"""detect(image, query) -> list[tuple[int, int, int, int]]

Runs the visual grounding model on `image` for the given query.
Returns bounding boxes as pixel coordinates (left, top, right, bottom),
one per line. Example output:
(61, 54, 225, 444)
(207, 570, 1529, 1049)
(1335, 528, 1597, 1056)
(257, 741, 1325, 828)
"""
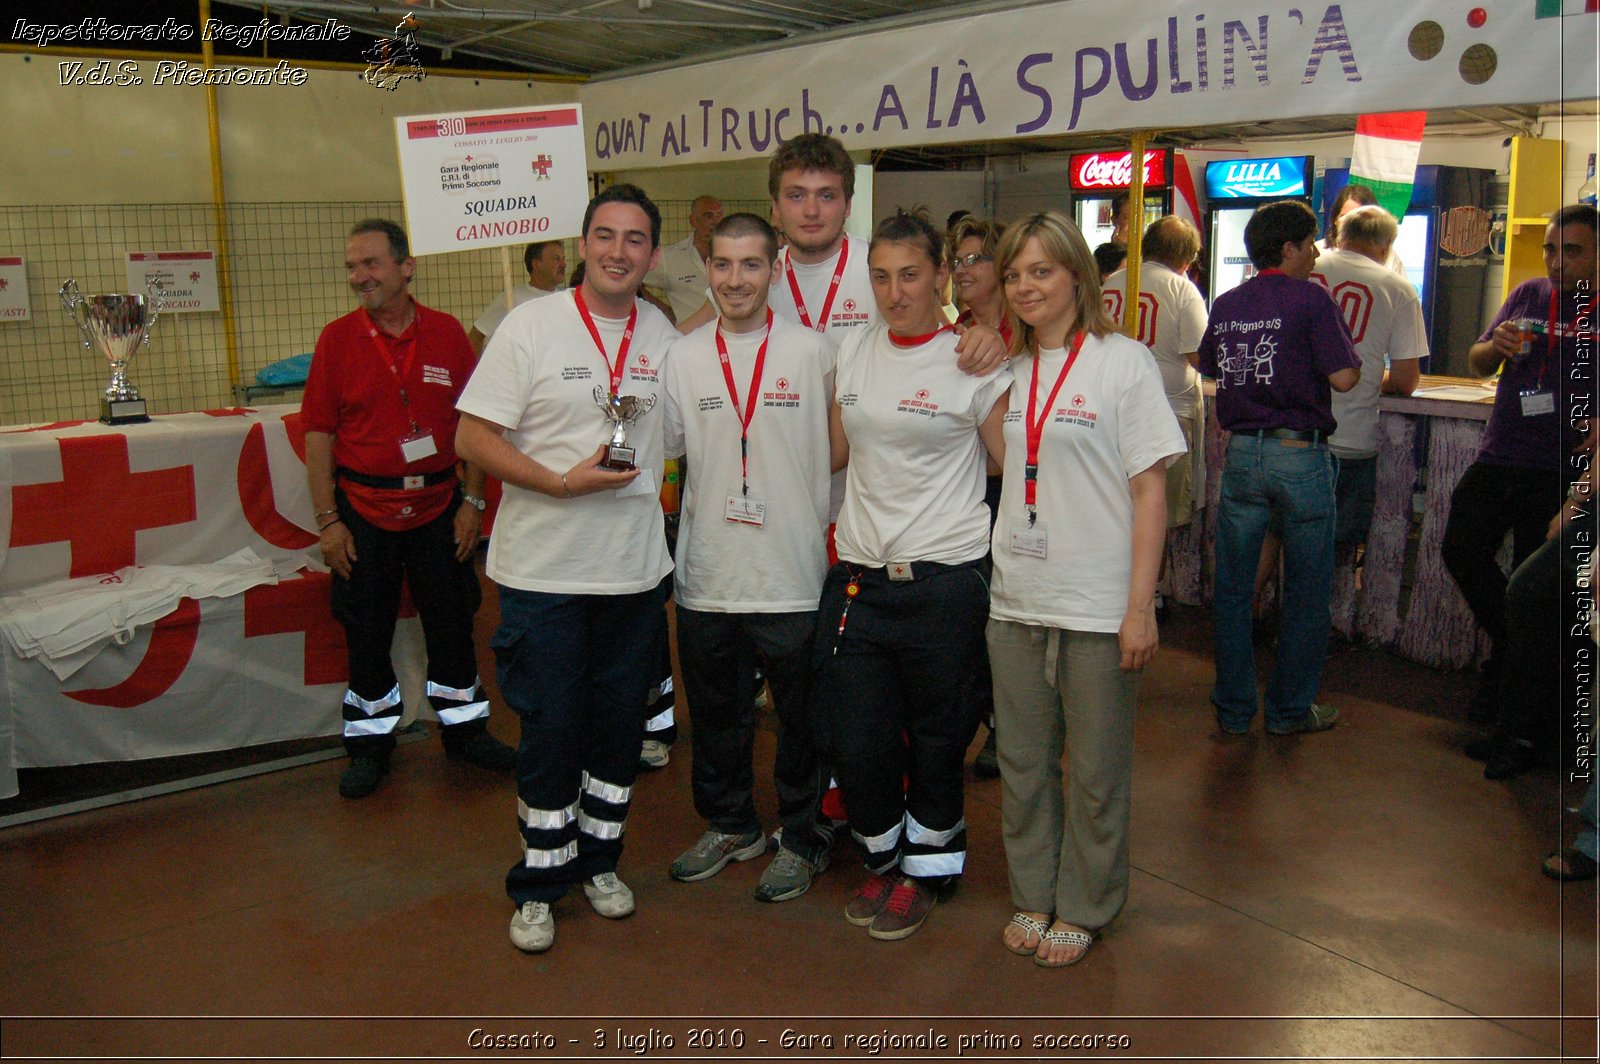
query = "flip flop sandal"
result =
(1005, 912, 1050, 955)
(1034, 926, 1096, 968)
(1542, 848, 1598, 882)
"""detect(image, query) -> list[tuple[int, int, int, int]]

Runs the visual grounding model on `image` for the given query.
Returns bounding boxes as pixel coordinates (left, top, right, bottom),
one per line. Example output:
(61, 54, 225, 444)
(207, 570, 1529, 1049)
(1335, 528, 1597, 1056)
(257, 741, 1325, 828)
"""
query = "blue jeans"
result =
(1212, 435, 1336, 731)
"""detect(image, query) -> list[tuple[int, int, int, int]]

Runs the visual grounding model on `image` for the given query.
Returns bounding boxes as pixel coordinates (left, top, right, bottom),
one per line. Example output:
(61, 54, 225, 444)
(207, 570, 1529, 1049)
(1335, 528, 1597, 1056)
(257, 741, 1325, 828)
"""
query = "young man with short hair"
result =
(662, 213, 838, 902)
(456, 185, 679, 955)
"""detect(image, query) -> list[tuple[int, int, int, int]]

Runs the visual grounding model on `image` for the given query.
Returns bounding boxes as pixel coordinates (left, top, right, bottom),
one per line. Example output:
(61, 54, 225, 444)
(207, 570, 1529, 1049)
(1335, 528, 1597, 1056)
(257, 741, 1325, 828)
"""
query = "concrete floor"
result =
(1, 597, 1595, 1061)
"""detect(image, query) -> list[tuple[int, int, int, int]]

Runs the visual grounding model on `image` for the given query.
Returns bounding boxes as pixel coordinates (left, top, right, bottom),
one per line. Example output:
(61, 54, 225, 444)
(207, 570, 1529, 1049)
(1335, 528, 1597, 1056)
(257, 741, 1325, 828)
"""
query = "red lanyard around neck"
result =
(1023, 330, 1087, 521)
(364, 307, 419, 428)
(714, 309, 773, 496)
(574, 287, 637, 396)
(784, 240, 848, 332)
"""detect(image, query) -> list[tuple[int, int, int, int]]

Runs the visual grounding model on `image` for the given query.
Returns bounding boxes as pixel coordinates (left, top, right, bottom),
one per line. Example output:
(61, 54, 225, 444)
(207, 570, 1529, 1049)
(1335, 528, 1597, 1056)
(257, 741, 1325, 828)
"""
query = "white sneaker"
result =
(509, 900, 554, 952)
(583, 872, 635, 918)
(639, 739, 670, 768)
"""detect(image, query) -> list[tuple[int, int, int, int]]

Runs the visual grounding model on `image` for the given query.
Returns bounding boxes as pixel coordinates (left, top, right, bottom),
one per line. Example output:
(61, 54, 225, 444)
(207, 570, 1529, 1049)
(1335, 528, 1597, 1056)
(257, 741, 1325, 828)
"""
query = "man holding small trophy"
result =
(455, 184, 680, 955)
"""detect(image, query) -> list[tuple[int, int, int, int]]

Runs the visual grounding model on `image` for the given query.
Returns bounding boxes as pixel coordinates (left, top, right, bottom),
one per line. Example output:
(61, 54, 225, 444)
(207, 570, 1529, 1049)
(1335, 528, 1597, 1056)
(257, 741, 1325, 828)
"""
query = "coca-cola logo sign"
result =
(1071, 151, 1168, 191)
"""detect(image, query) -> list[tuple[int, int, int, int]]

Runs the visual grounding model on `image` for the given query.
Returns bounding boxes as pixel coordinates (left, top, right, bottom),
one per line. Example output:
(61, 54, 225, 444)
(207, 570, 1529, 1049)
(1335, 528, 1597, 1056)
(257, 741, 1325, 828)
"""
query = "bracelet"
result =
(314, 508, 338, 518)
(318, 517, 344, 532)
(561, 472, 573, 498)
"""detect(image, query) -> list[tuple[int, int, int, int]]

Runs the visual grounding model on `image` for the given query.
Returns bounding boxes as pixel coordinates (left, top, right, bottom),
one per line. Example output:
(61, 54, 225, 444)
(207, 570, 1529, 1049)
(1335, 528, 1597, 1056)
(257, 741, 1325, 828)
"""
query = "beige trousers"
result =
(986, 618, 1140, 931)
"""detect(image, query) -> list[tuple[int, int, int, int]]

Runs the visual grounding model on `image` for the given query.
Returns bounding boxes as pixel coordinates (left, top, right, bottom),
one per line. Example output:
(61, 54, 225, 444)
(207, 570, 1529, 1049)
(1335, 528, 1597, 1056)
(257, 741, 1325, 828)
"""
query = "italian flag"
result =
(1535, 0, 1598, 17)
(1350, 112, 1426, 219)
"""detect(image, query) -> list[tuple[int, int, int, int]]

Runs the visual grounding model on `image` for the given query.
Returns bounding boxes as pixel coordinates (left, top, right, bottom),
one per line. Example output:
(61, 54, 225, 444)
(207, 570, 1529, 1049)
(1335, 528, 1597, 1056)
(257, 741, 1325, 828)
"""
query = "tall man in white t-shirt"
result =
(467, 240, 566, 354)
(1311, 205, 1425, 550)
(456, 185, 679, 955)
(661, 213, 839, 902)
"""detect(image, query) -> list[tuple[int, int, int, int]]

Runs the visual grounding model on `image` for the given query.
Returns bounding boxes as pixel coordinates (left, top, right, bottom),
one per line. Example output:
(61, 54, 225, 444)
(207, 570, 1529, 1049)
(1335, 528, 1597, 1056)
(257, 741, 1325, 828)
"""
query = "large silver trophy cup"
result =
(593, 386, 656, 470)
(60, 279, 164, 424)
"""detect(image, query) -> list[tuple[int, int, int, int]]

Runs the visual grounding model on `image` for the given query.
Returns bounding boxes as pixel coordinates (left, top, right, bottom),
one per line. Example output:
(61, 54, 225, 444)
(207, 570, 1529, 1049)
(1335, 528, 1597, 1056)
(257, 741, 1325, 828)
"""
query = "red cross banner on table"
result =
(0, 406, 427, 799)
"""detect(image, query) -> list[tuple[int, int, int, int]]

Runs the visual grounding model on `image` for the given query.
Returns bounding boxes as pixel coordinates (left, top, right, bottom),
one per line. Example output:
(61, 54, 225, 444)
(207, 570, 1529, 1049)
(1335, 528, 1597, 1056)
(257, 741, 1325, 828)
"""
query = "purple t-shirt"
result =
(1476, 277, 1593, 470)
(1198, 273, 1360, 433)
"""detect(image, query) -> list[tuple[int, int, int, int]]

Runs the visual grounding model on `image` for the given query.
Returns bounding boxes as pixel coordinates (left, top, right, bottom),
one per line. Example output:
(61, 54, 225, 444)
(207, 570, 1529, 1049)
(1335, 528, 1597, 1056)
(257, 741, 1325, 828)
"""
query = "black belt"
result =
(845, 557, 985, 583)
(1243, 428, 1324, 444)
(336, 466, 457, 490)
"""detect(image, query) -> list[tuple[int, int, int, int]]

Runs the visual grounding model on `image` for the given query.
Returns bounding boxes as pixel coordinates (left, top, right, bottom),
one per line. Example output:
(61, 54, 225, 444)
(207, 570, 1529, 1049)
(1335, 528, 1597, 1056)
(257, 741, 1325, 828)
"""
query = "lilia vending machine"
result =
(1204, 155, 1315, 307)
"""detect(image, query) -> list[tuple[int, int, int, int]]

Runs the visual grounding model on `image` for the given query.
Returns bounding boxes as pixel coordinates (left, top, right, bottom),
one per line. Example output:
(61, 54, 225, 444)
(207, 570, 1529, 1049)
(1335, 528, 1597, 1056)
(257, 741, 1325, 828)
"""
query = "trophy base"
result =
(602, 444, 637, 471)
(101, 397, 151, 424)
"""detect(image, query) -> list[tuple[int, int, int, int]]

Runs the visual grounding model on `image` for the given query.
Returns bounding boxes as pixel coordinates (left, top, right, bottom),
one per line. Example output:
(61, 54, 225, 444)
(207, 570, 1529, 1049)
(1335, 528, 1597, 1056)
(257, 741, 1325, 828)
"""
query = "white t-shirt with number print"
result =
(457, 289, 677, 595)
(832, 325, 1012, 568)
(989, 331, 1186, 633)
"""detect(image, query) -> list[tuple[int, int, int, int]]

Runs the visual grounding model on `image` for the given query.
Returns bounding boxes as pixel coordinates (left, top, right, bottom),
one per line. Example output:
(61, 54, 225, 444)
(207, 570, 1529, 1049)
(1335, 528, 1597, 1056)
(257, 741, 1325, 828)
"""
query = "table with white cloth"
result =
(0, 405, 425, 800)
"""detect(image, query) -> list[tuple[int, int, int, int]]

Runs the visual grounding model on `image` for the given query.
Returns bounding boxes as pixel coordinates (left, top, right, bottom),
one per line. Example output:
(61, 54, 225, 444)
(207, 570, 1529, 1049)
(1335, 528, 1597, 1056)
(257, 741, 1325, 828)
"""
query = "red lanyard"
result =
(714, 309, 773, 496)
(784, 241, 849, 332)
(1023, 331, 1087, 521)
(573, 287, 636, 397)
(364, 308, 420, 430)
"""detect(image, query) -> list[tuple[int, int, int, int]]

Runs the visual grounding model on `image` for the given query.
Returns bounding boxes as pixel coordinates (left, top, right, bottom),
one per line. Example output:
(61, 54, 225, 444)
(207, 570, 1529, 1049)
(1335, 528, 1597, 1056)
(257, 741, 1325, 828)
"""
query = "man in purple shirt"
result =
(1198, 200, 1361, 737)
(1445, 204, 1598, 750)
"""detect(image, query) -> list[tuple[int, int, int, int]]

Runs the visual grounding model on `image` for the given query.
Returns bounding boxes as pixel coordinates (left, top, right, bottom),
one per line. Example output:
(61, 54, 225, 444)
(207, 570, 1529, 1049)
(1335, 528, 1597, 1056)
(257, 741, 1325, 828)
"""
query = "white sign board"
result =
(125, 251, 220, 313)
(0, 257, 30, 321)
(579, 0, 1595, 170)
(394, 104, 590, 257)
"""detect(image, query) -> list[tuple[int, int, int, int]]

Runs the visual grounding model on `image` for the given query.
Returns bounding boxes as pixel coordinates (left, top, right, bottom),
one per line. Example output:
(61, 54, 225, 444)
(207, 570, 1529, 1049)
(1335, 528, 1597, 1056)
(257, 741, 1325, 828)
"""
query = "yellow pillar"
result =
(1122, 133, 1148, 340)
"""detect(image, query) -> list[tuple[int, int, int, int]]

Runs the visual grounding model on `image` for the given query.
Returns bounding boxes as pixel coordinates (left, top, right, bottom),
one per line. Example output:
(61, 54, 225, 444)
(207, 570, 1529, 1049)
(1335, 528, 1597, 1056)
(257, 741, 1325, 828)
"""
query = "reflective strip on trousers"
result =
(852, 819, 903, 856)
(426, 678, 481, 704)
(344, 684, 402, 716)
(901, 850, 965, 877)
(343, 715, 400, 737)
(578, 810, 625, 840)
(518, 798, 577, 831)
(905, 812, 966, 849)
(524, 839, 578, 869)
(435, 699, 490, 725)
(581, 770, 632, 805)
(644, 704, 675, 732)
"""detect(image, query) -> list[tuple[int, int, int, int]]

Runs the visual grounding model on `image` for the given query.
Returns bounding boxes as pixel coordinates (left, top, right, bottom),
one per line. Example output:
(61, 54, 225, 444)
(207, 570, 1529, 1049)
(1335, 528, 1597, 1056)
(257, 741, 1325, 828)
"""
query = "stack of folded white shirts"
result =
(0, 547, 280, 680)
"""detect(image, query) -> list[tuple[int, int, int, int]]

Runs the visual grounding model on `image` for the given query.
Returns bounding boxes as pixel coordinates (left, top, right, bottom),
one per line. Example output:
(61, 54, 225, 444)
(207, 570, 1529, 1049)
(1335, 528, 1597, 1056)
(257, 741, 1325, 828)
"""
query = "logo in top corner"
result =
(361, 14, 426, 90)
(531, 154, 553, 180)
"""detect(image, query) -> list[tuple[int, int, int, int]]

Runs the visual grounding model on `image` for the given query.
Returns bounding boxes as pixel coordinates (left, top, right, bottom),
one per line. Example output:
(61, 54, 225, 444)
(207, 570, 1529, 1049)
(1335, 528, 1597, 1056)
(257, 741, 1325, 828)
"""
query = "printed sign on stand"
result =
(0, 257, 31, 321)
(394, 104, 589, 257)
(125, 251, 221, 312)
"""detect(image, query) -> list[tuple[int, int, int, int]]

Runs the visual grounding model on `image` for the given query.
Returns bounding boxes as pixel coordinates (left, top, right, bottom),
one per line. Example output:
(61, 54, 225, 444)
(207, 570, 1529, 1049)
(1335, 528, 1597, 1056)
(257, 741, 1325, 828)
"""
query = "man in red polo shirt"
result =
(303, 218, 514, 798)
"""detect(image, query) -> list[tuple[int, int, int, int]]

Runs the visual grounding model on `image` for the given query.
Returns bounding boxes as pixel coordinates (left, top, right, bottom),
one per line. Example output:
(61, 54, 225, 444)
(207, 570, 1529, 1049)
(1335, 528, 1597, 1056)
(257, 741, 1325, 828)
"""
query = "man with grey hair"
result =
(645, 194, 724, 322)
(302, 217, 513, 799)
(1312, 204, 1425, 551)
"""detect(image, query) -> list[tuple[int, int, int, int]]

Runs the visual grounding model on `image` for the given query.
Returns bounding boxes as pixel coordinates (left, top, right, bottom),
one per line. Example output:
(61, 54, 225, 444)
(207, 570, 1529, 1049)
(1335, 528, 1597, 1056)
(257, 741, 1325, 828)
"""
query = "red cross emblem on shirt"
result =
(776, 378, 789, 391)
(10, 434, 196, 577)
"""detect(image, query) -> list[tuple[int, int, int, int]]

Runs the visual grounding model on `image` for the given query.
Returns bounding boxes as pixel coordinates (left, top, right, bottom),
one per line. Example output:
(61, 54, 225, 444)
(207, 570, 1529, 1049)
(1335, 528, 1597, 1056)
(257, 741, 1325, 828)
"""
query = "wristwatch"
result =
(462, 493, 487, 511)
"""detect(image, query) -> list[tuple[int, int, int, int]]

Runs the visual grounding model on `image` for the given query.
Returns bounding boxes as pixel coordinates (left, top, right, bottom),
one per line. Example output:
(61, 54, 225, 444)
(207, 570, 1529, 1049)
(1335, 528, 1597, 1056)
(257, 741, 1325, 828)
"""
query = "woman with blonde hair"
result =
(986, 210, 1184, 966)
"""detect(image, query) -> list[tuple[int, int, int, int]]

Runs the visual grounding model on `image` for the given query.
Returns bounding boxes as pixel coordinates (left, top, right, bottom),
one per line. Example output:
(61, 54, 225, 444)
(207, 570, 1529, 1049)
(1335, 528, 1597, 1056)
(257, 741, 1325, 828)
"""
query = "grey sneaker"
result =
(639, 739, 670, 769)
(509, 901, 554, 952)
(754, 846, 829, 903)
(1267, 703, 1339, 735)
(582, 872, 635, 918)
(669, 829, 766, 882)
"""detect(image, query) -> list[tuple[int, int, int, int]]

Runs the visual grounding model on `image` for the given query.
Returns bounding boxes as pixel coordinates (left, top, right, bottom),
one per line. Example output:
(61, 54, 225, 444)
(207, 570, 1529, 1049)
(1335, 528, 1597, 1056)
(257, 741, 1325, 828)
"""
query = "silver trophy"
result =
(60, 279, 164, 424)
(593, 386, 656, 470)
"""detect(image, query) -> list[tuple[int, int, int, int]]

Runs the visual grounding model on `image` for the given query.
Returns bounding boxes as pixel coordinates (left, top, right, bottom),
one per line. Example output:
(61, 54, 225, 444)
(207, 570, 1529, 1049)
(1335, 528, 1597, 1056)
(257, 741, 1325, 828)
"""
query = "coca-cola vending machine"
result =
(1069, 149, 1174, 249)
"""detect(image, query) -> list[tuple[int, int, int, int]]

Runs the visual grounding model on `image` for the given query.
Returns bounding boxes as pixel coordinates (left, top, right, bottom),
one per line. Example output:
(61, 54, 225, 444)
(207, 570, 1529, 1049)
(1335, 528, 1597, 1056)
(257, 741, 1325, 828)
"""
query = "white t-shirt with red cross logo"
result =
(1102, 261, 1207, 421)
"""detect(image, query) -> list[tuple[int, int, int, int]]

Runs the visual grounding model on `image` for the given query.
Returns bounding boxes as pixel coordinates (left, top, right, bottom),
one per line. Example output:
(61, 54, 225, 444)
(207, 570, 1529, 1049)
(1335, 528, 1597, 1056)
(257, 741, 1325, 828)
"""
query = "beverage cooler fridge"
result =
(1204, 155, 1315, 307)
(1070, 149, 1174, 248)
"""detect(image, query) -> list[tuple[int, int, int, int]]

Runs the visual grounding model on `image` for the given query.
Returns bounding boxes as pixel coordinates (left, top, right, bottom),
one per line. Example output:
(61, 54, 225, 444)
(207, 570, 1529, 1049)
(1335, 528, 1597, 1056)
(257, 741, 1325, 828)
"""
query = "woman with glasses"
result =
(948, 217, 1010, 345)
(816, 211, 1011, 941)
(987, 210, 1184, 967)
